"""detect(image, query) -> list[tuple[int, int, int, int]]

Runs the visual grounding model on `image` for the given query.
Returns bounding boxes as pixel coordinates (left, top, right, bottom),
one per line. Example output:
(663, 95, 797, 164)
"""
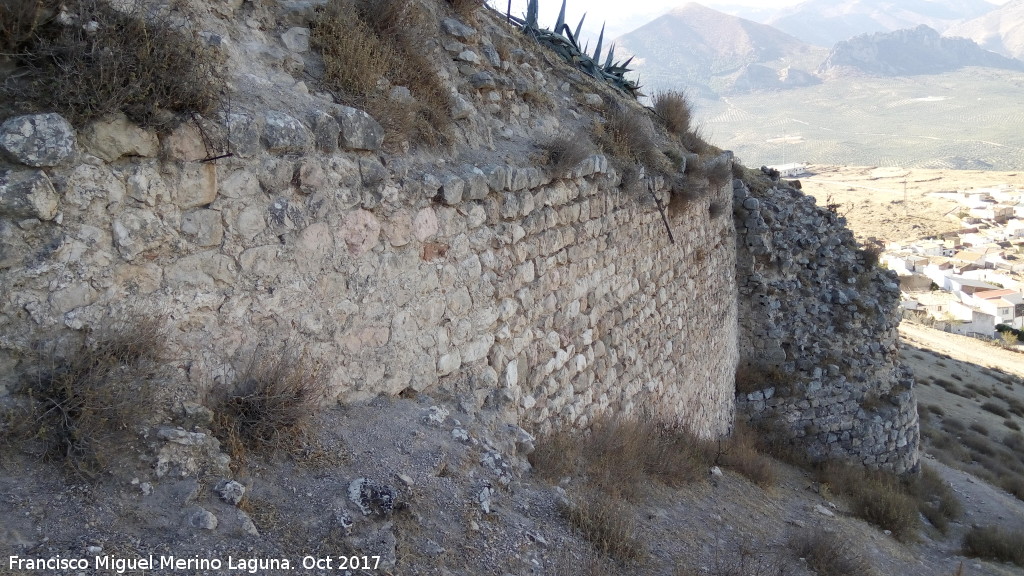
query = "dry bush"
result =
(312, 0, 393, 98)
(10, 316, 166, 476)
(704, 540, 791, 576)
(446, 0, 481, 18)
(788, 530, 874, 576)
(0, 0, 59, 54)
(680, 124, 715, 156)
(559, 493, 644, 562)
(652, 90, 692, 137)
(530, 416, 713, 499)
(819, 462, 920, 541)
(211, 347, 328, 462)
(859, 245, 882, 268)
(702, 154, 733, 189)
(3, 0, 223, 128)
(962, 526, 1024, 566)
(595, 104, 672, 176)
(981, 401, 1009, 418)
(734, 363, 790, 395)
(528, 426, 581, 483)
(668, 174, 706, 217)
(541, 135, 594, 176)
(908, 464, 962, 534)
(718, 423, 777, 488)
(312, 0, 452, 148)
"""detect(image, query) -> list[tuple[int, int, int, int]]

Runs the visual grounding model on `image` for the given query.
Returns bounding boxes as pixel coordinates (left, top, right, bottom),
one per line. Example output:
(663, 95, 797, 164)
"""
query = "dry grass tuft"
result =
(3, 0, 223, 128)
(735, 363, 791, 396)
(595, 104, 672, 176)
(819, 462, 920, 541)
(0, 0, 59, 54)
(705, 154, 734, 188)
(962, 526, 1024, 566)
(560, 492, 645, 563)
(530, 417, 714, 501)
(541, 135, 594, 176)
(668, 174, 706, 217)
(908, 464, 963, 534)
(718, 423, 778, 488)
(446, 0, 482, 18)
(788, 530, 875, 576)
(312, 0, 452, 148)
(703, 540, 791, 576)
(211, 347, 328, 464)
(8, 316, 167, 476)
(652, 90, 693, 138)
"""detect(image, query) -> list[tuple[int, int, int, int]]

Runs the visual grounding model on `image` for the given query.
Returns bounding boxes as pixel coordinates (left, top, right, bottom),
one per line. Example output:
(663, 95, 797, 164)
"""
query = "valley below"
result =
(698, 67, 1024, 172)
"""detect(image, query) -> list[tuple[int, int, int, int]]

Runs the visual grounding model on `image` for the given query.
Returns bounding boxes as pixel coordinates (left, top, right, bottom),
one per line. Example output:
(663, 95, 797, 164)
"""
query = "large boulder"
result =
(336, 107, 384, 151)
(0, 113, 76, 167)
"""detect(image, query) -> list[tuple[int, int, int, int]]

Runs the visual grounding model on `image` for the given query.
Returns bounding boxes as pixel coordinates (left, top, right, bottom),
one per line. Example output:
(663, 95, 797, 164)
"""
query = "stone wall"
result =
(0, 109, 739, 438)
(732, 178, 919, 472)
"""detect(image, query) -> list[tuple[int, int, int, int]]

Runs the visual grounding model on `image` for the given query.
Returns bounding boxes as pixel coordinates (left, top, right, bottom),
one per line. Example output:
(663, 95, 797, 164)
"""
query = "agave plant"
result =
(500, 0, 641, 97)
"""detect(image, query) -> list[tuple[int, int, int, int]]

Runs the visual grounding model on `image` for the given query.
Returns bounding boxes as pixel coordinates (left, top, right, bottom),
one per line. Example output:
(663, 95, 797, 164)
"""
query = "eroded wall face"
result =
(733, 179, 920, 473)
(0, 113, 738, 438)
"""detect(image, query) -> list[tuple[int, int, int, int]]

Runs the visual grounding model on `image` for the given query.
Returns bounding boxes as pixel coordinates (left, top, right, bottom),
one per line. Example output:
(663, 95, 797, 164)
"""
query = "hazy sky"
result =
(490, 0, 1011, 40)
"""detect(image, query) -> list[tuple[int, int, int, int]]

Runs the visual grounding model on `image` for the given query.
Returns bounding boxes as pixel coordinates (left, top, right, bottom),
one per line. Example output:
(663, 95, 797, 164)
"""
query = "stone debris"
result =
(478, 485, 495, 514)
(215, 479, 246, 506)
(348, 478, 398, 516)
(187, 507, 218, 530)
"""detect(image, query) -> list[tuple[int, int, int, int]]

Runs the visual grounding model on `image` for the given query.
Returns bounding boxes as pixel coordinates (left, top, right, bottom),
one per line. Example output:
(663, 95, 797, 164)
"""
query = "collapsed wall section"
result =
(733, 178, 919, 472)
(0, 111, 738, 438)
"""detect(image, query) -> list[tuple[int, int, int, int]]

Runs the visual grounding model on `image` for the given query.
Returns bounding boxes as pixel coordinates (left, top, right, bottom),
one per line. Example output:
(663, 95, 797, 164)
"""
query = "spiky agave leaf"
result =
(573, 13, 586, 47)
(603, 43, 616, 70)
(525, 0, 538, 29)
(555, 0, 566, 35)
(591, 23, 605, 65)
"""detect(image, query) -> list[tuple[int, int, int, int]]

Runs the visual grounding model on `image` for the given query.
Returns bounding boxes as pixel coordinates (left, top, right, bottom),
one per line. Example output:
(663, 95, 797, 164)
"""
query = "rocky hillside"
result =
(818, 24, 1024, 76)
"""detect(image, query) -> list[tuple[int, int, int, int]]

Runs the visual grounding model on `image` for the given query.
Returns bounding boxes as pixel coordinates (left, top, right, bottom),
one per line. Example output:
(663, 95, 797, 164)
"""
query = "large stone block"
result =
(171, 164, 218, 209)
(0, 171, 59, 221)
(263, 111, 312, 154)
(0, 113, 76, 167)
(80, 114, 159, 162)
(336, 106, 384, 151)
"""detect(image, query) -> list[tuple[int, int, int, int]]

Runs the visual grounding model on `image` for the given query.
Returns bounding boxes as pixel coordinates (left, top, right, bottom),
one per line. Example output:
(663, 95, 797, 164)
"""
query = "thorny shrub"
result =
(2, 0, 223, 128)
(312, 0, 452, 148)
(652, 90, 692, 138)
(5, 316, 167, 477)
(541, 135, 594, 176)
(210, 347, 328, 464)
(787, 529, 875, 576)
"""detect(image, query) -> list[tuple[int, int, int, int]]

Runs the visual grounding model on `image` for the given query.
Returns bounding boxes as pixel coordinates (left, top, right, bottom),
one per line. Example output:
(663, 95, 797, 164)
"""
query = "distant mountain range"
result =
(614, 1, 1024, 96)
(946, 0, 1024, 59)
(819, 24, 1024, 75)
(763, 0, 997, 47)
